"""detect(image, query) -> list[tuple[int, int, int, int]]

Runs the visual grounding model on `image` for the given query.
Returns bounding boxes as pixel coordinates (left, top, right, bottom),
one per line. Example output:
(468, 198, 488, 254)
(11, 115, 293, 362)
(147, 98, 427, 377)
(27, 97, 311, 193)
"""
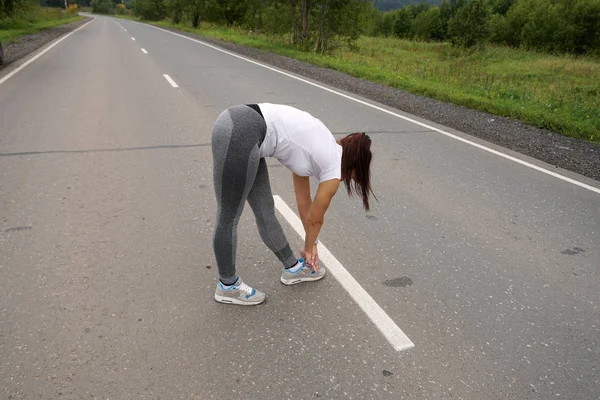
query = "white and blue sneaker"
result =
(280, 258, 327, 286)
(214, 278, 266, 306)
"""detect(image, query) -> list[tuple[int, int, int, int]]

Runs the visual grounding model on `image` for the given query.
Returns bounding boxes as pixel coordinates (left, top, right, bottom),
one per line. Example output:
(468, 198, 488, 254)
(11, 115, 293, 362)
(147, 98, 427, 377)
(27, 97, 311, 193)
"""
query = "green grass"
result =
(113, 16, 600, 143)
(0, 8, 83, 44)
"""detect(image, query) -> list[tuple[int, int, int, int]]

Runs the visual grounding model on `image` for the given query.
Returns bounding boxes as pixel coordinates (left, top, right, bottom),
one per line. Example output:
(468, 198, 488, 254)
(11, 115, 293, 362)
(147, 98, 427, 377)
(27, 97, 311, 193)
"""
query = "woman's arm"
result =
(293, 173, 340, 268)
(293, 173, 312, 233)
(303, 179, 339, 251)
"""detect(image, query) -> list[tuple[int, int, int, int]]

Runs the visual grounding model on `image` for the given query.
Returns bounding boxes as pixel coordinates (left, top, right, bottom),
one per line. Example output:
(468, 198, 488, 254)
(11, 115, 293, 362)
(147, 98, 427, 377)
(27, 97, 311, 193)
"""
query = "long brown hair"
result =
(339, 132, 376, 211)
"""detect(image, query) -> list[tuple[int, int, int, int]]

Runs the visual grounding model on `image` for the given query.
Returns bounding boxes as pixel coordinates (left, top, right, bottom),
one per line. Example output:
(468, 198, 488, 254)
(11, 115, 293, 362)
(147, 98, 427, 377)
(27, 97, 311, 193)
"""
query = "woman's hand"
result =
(311, 243, 319, 271)
(301, 245, 319, 272)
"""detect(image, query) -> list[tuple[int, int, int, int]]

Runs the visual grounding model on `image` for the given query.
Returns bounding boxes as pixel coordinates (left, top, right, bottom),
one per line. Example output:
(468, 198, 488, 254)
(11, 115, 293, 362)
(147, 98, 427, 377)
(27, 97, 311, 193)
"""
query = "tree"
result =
(520, 2, 568, 52)
(91, 0, 115, 13)
(375, 0, 441, 11)
(314, 0, 330, 51)
(406, 2, 431, 17)
(489, 13, 510, 44)
(448, 0, 490, 46)
(167, 0, 185, 23)
(260, 0, 293, 34)
(1, 0, 26, 18)
(133, 0, 165, 20)
(184, 0, 204, 27)
(393, 8, 413, 37)
(300, 0, 312, 41)
(571, 0, 600, 54)
(411, 6, 444, 40)
(380, 10, 396, 36)
(504, 0, 535, 46)
(438, 0, 452, 39)
(490, 0, 515, 15)
(517, 0, 600, 54)
(217, 0, 248, 25)
(367, 3, 383, 35)
(313, 0, 370, 53)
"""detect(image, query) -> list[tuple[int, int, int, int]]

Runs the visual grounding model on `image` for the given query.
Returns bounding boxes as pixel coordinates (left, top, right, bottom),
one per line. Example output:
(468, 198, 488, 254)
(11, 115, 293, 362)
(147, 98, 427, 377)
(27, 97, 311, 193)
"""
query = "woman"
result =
(212, 103, 374, 306)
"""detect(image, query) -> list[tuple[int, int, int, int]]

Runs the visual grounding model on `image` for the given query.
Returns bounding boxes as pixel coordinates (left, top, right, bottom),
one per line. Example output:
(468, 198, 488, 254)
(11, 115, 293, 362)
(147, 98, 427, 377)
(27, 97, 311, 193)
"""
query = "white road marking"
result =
(141, 48, 148, 54)
(131, 37, 136, 41)
(163, 74, 179, 88)
(124, 28, 127, 32)
(0, 19, 95, 86)
(136, 20, 600, 195)
(273, 195, 415, 352)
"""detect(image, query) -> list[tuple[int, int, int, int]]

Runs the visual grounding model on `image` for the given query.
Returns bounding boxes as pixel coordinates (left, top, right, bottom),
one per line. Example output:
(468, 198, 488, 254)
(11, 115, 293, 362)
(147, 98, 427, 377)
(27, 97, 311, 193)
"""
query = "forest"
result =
(83, 0, 600, 55)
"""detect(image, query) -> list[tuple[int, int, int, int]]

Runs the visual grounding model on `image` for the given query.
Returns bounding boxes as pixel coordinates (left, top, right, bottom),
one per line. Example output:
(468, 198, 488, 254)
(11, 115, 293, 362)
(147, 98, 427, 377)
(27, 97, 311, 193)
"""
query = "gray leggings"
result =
(211, 105, 297, 283)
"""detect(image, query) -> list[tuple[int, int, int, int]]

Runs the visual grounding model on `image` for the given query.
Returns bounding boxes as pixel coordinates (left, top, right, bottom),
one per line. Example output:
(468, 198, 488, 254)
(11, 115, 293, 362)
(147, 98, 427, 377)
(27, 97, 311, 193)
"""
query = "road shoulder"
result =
(0, 17, 92, 71)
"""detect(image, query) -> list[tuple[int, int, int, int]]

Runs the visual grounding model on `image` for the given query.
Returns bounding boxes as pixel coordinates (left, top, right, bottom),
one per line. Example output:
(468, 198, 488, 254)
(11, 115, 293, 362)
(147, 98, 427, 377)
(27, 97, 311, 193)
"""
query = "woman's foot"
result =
(280, 259, 327, 286)
(214, 278, 266, 305)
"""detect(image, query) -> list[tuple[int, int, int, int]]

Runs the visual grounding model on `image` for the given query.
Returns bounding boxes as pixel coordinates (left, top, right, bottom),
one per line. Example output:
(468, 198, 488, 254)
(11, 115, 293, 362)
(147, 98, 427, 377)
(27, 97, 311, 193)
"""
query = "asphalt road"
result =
(1, 15, 599, 400)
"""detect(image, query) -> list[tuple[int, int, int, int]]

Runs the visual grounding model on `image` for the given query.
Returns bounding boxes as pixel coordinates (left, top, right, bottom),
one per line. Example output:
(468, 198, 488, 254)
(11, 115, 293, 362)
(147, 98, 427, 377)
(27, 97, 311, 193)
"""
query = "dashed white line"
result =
(131, 37, 136, 41)
(273, 195, 415, 352)
(137, 20, 600, 196)
(141, 48, 148, 54)
(163, 74, 179, 88)
(0, 18, 95, 86)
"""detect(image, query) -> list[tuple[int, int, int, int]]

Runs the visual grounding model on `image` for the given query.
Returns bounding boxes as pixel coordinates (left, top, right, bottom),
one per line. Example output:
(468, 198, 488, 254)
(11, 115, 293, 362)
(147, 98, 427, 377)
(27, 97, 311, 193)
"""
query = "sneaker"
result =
(214, 278, 266, 306)
(280, 258, 327, 286)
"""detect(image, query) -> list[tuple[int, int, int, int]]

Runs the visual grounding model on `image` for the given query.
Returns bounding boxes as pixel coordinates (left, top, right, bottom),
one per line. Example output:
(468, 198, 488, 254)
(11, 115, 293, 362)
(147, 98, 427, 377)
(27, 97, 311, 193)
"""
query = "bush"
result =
(393, 8, 412, 38)
(380, 11, 395, 36)
(259, 3, 292, 35)
(507, 0, 600, 54)
(490, 0, 516, 15)
(448, 0, 490, 47)
(489, 13, 510, 44)
(115, 3, 127, 14)
(571, 0, 600, 54)
(411, 6, 445, 40)
(133, 0, 165, 20)
(67, 3, 79, 14)
(520, 2, 572, 52)
(166, 0, 183, 23)
(91, 0, 114, 14)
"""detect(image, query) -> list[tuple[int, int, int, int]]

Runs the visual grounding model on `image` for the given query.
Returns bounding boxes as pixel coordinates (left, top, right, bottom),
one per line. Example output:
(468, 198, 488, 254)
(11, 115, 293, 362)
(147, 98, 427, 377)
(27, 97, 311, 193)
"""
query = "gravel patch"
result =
(0, 17, 91, 70)
(155, 24, 600, 183)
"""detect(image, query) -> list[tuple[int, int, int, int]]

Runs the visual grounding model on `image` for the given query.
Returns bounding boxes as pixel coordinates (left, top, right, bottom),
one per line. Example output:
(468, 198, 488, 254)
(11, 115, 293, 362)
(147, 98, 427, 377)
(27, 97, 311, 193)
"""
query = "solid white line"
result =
(131, 37, 136, 41)
(163, 74, 178, 88)
(136, 21, 600, 195)
(273, 195, 415, 352)
(141, 48, 148, 54)
(0, 19, 95, 86)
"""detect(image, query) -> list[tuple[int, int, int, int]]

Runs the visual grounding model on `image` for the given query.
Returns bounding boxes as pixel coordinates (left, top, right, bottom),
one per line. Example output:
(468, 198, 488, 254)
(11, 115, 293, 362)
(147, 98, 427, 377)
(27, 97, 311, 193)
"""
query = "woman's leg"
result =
(247, 158, 298, 269)
(212, 105, 265, 284)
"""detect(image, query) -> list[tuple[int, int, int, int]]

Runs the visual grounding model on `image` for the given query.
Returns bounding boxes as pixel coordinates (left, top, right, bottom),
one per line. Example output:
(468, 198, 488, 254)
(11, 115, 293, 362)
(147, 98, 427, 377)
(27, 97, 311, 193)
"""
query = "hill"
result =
(375, 0, 441, 11)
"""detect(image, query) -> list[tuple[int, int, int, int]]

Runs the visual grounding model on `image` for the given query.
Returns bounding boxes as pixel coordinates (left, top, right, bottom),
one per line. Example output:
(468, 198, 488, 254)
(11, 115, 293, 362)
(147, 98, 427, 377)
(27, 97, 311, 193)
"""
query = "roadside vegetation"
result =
(0, 2, 82, 44)
(98, 0, 599, 142)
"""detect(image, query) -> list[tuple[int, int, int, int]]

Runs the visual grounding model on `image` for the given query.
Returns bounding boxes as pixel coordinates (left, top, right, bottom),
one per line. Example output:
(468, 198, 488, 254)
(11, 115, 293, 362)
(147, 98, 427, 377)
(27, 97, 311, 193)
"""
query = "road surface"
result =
(1, 15, 599, 400)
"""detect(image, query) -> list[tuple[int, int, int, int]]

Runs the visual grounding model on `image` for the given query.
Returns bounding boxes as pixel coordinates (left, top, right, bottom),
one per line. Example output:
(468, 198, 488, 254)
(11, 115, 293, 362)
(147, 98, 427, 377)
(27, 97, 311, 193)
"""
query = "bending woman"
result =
(211, 103, 374, 306)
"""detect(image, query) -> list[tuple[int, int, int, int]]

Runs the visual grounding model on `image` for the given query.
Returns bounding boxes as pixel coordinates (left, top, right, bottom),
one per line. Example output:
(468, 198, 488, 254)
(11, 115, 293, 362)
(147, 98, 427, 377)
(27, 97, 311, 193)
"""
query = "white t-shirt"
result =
(258, 103, 342, 183)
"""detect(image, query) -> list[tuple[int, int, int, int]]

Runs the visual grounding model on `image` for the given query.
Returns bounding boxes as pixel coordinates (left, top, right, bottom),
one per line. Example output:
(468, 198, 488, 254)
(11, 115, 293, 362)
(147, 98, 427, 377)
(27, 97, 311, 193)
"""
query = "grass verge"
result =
(112, 15, 600, 143)
(0, 8, 83, 44)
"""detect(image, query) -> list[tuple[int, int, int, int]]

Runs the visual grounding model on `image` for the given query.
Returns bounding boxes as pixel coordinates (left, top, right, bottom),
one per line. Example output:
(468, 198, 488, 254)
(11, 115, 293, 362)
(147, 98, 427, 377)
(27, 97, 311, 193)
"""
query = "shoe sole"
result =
(214, 294, 265, 306)
(280, 273, 326, 286)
